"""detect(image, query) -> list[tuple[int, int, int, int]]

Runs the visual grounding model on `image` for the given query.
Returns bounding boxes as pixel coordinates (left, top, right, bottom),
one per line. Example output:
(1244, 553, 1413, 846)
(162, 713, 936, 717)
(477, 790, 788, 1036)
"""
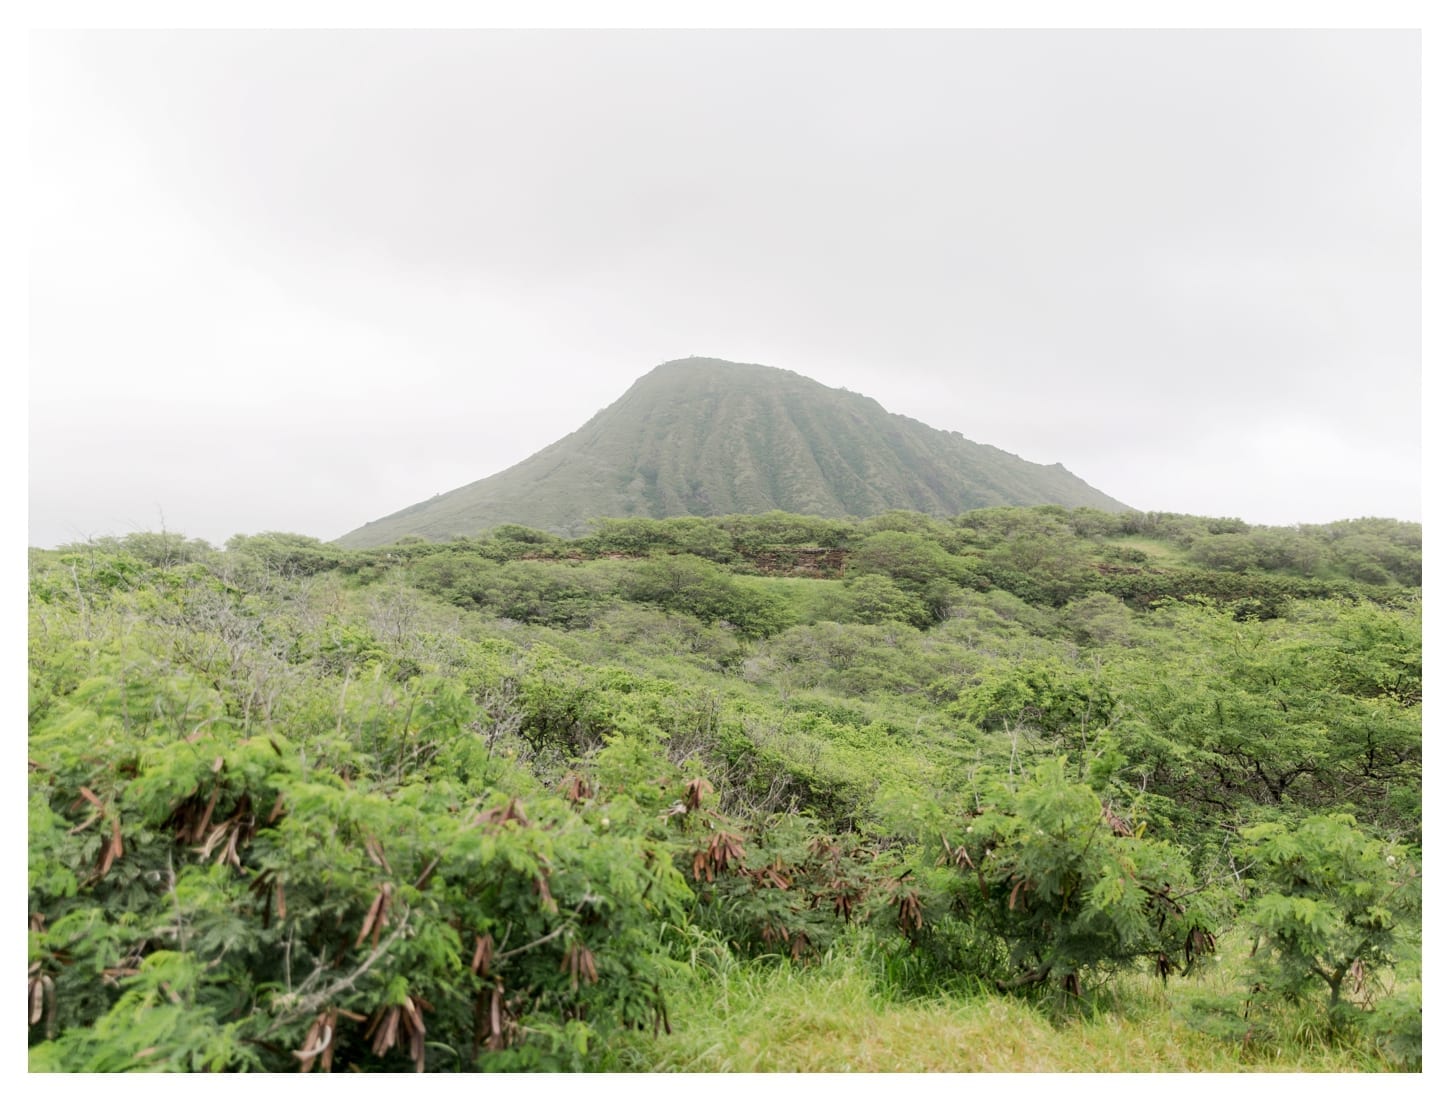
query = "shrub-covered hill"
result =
(335, 358, 1127, 546)
(28, 506, 1420, 1071)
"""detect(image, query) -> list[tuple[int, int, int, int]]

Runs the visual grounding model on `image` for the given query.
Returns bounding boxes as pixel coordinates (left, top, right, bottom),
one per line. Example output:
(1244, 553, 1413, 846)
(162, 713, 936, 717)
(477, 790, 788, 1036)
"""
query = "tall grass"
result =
(604, 931, 1407, 1073)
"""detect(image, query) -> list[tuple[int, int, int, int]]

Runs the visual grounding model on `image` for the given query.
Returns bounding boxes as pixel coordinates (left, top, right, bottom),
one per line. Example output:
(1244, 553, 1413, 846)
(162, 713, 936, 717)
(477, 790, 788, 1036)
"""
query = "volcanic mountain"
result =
(334, 358, 1127, 546)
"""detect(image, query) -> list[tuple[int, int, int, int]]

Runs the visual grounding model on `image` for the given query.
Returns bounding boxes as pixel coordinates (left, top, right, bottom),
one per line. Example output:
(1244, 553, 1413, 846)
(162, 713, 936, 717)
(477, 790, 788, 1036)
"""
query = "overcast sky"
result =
(28, 29, 1421, 548)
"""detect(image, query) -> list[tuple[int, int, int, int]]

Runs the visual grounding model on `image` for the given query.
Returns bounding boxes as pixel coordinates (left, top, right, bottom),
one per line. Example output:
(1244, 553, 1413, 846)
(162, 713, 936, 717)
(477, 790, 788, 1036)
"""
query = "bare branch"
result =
(260, 908, 410, 1039)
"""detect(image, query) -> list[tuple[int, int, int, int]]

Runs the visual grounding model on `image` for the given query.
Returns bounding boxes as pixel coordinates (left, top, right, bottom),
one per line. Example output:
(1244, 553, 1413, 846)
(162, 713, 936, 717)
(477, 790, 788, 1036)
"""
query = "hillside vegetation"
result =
(336, 359, 1126, 546)
(28, 506, 1420, 1071)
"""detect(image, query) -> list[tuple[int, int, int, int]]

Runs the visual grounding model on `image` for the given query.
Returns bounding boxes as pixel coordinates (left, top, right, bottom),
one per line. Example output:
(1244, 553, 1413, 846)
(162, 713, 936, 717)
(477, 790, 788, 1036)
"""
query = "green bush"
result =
(923, 759, 1215, 998)
(1241, 814, 1419, 1020)
(27, 645, 692, 1071)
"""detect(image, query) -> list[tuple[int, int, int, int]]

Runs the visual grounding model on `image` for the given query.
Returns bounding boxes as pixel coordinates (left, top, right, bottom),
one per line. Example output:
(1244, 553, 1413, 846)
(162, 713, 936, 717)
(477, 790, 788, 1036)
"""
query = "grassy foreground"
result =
(605, 937, 1404, 1073)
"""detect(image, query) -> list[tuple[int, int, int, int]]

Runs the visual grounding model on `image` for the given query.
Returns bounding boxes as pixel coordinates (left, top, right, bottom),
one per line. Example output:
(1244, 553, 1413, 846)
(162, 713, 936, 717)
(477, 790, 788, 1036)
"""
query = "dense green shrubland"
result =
(27, 507, 1420, 1070)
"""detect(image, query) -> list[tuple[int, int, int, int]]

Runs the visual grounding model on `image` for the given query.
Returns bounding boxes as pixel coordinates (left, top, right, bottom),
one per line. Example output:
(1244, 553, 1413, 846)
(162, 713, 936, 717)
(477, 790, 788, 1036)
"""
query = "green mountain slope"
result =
(335, 358, 1127, 546)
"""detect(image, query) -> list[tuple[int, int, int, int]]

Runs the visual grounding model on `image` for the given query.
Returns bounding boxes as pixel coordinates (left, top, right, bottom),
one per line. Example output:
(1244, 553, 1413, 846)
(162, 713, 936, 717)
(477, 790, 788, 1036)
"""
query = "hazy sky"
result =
(28, 29, 1421, 548)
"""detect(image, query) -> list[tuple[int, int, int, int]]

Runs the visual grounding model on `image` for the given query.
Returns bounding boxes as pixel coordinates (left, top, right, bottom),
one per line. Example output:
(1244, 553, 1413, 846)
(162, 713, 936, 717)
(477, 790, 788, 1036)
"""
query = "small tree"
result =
(932, 759, 1213, 997)
(1242, 814, 1419, 1017)
(841, 574, 928, 627)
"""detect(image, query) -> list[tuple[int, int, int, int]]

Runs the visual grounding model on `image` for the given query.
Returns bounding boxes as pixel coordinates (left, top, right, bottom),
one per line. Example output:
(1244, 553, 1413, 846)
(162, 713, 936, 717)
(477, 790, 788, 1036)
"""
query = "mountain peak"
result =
(634, 357, 819, 389)
(335, 358, 1126, 546)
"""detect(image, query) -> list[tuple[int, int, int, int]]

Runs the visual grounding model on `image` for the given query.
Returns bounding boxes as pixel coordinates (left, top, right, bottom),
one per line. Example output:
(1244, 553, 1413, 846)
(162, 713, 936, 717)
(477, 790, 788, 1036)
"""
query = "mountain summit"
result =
(335, 358, 1127, 546)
